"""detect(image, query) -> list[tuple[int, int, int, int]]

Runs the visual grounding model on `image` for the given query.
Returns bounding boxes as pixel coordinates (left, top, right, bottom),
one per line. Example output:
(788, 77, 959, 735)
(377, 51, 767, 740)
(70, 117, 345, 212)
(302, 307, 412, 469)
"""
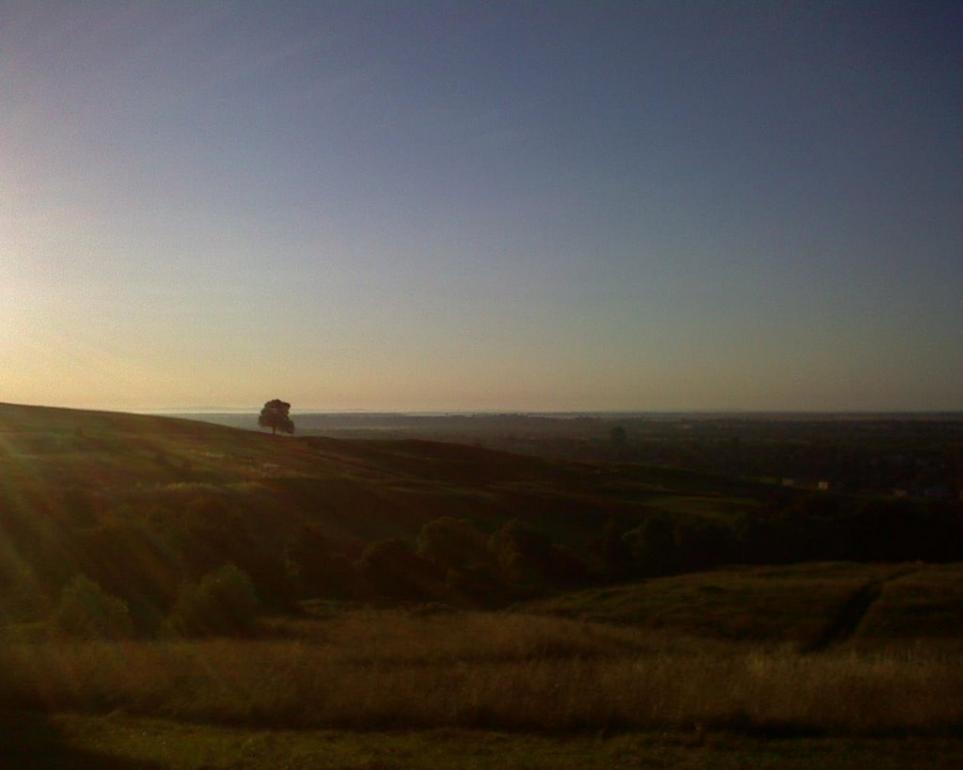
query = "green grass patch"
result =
(520, 563, 931, 644)
(855, 564, 963, 642)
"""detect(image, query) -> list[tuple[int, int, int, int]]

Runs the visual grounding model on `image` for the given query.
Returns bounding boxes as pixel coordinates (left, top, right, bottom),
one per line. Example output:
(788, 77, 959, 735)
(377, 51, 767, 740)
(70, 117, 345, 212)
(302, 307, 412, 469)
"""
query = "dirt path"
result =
(802, 567, 918, 653)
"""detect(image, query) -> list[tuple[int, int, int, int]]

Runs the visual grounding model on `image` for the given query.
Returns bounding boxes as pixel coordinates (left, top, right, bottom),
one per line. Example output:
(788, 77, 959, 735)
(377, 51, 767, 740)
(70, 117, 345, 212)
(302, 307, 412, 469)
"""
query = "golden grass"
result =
(2, 610, 961, 735)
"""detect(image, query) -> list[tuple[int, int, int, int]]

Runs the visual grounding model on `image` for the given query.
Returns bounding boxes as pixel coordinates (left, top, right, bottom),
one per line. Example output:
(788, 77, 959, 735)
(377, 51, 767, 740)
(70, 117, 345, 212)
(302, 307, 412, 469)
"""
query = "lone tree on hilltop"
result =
(610, 425, 627, 449)
(259, 399, 294, 435)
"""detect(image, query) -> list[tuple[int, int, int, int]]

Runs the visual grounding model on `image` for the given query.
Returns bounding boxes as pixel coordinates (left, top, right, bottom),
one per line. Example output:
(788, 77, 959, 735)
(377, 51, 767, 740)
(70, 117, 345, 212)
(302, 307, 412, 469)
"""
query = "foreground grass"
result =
(2, 611, 961, 735)
(5, 712, 963, 770)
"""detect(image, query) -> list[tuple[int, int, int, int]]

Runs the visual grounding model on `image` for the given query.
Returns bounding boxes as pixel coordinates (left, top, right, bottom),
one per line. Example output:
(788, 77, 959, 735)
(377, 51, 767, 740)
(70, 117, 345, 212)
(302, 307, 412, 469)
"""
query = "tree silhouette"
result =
(610, 425, 627, 445)
(610, 425, 627, 455)
(258, 399, 294, 435)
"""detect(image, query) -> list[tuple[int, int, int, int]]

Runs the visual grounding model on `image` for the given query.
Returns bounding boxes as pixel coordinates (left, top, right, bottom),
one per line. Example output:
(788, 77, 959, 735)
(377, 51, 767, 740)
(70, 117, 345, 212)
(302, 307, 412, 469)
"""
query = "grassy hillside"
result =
(520, 562, 963, 649)
(2, 402, 960, 632)
(0, 402, 648, 622)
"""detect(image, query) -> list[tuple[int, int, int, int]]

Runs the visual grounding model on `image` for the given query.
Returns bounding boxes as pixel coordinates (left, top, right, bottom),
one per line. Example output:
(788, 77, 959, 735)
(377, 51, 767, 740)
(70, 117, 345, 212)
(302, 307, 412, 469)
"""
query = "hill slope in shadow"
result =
(0, 402, 651, 622)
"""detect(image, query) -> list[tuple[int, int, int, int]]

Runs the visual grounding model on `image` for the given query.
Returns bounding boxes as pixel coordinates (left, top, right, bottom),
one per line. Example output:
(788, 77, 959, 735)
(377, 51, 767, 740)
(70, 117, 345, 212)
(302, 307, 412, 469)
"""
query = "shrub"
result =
(417, 517, 491, 571)
(169, 564, 260, 637)
(623, 513, 676, 575)
(54, 575, 133, 639)
(359, 539, 445, 601)
(489, 520, 559, 590)
(285, 528, 363, 600)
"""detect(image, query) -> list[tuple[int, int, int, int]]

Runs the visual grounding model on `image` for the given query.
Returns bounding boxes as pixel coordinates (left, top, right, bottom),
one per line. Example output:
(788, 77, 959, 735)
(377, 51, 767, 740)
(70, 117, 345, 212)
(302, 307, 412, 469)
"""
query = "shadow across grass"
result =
(0, 710, 160, 770)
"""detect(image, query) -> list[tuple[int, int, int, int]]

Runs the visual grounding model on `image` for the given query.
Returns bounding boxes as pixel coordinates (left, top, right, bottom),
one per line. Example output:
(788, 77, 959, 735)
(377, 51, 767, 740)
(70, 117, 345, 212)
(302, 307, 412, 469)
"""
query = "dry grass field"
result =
(2, 609, 962, 736)
(3, 607, 963, 769)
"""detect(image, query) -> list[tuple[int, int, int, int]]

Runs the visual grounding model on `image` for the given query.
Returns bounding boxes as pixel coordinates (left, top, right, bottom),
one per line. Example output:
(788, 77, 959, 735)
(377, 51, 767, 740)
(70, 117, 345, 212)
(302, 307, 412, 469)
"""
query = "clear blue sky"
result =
(2, 1, 960, 411)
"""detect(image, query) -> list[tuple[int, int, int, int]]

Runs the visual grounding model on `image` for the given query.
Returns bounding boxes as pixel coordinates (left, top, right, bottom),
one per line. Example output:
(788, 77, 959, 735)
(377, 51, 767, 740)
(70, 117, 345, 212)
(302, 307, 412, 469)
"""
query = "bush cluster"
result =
(54, 575, 133, 640)
(168, 564, 260, 637)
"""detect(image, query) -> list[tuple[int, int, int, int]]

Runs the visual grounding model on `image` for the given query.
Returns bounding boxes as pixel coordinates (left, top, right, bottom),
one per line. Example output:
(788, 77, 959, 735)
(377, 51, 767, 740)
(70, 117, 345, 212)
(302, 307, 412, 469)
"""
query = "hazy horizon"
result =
(3, 1, 961, 413)
(5, 400, 962, 420)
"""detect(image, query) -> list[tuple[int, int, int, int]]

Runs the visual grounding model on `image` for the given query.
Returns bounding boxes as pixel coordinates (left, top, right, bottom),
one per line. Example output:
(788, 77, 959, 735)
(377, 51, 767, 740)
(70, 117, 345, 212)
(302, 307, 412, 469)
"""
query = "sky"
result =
(1, 0, 961, 412)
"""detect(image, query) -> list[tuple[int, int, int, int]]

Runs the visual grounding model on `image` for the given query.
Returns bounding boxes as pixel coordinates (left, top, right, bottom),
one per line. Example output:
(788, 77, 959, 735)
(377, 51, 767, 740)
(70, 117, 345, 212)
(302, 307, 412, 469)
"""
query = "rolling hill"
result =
(2, 402, 960, 638)
(0, 402, 653, 624)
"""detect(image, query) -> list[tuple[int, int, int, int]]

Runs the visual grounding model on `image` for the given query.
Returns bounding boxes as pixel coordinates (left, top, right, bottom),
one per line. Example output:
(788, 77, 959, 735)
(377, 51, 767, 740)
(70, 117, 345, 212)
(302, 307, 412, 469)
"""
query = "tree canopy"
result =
(258, 399, 294, 435)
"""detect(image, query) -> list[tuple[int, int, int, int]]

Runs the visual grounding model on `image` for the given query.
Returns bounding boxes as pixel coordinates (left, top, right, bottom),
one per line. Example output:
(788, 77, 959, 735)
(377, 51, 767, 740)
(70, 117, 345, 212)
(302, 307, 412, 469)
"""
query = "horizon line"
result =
(4, 402, 963, 418)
